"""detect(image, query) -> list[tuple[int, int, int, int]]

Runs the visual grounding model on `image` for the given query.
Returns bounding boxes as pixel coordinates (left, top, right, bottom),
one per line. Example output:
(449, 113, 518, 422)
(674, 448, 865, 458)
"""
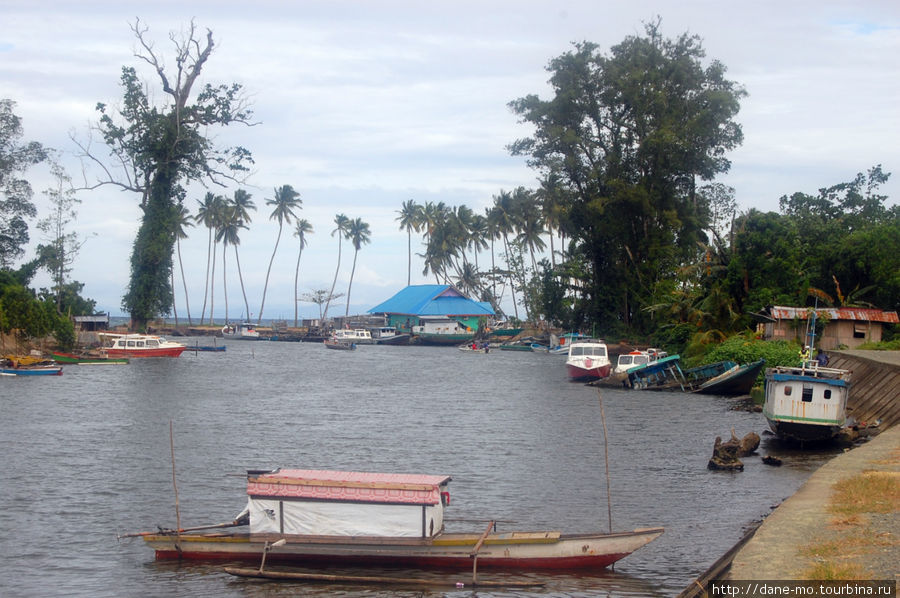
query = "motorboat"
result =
(565, 339, 611, 381)
(98, 333, 186, 358)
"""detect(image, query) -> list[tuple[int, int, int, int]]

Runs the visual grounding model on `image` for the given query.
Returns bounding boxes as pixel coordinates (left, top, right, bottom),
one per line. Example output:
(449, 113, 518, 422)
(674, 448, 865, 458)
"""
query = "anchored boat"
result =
(99, 333, 186, 358)
(135, 468, 663, 570)
(565, 339, 612, 381)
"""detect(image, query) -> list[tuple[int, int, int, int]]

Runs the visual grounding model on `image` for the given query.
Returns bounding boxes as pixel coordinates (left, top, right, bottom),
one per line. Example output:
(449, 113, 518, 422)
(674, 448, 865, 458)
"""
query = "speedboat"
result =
(614, 350, 651, 374)
(565, 339, 611, 381)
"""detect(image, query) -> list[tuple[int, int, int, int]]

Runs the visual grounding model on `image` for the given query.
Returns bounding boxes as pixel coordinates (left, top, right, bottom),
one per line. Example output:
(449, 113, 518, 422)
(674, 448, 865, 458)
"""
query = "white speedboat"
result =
(565, 339, 611, 381)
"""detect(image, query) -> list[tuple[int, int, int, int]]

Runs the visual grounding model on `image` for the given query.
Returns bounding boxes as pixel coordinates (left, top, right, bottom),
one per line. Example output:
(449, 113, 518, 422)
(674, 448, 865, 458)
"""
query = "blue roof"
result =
(368, 285, 494, 316)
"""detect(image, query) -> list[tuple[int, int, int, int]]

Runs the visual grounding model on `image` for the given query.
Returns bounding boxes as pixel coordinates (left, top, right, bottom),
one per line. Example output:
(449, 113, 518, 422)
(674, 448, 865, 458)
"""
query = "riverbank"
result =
(726, 423, 899, 581)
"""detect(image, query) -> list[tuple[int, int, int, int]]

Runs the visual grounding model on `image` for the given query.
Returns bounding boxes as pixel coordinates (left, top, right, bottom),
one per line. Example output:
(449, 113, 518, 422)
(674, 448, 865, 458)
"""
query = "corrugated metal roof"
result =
(368, 285, 494, 316)
(770, 306, 899, 323)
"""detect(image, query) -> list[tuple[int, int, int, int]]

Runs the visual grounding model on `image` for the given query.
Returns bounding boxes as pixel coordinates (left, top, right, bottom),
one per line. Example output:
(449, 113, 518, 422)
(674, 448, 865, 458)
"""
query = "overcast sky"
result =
(4, 1, 899, 320)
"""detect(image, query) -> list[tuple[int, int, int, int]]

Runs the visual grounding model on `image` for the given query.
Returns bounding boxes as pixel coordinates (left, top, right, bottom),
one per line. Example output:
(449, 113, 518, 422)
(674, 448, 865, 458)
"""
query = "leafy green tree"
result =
(258, 184, 301, 325)
(77, 20, 254, 330)
(292, 219, 313, 327)
(344, 218, 371, 316)
(0, 99, 47, 268)
(509, 20, 745, 334)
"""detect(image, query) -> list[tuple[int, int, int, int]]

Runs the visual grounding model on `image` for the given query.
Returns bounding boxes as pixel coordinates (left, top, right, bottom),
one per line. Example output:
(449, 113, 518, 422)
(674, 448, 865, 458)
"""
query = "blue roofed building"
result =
(368, 285, 494, 338)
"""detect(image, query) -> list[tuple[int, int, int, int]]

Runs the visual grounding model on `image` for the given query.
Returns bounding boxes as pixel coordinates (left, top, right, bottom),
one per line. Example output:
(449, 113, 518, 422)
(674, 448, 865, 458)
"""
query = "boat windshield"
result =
(572, 346, 606, 357)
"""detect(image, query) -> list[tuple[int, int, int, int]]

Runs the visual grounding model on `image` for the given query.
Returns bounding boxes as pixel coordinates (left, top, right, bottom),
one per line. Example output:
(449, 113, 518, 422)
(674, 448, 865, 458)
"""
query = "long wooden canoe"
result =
(142, 526, 663, 570)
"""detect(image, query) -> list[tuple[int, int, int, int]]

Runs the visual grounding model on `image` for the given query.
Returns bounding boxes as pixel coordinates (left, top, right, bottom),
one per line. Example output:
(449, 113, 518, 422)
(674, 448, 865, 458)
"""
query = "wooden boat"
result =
(136, 468, 663, 570)
(333, 328, 374, 344)
(458, 342, 489, 353)
(1, 355, 63, 376)
(324, 338, 356, 350)
(693, 359, 765, 396)
(763, 361, 851, 442)
(98, 333, 186, 358)
(565, 339, 612, 381)
(626, 355, 687, 390)
(222, 322, 262, 340)
(50, 351, 129, 365)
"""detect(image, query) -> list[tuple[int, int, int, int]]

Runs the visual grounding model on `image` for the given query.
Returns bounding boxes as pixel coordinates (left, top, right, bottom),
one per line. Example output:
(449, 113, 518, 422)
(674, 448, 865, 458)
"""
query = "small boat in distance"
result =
(1, 355, 63, 376)
(333, 328, 374, 344)
(324, 338, 357, 350)
(99, 333, 186, 358)
(50, 351, 129, 365)
(134, 468, 663, 570)
(222, 322, 262, 340)
(565, 339, 612, 381)
(369, 326, 410, 345)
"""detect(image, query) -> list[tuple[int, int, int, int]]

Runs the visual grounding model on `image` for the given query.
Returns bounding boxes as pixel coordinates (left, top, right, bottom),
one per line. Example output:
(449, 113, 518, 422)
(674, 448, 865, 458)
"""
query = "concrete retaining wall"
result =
(826, 350, 900, 429)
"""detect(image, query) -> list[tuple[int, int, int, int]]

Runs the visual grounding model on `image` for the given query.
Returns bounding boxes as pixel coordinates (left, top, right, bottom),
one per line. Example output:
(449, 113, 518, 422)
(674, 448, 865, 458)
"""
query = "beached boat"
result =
(333, 328, 374, 344)
(626, 355, 687, 390)
(548, 333, 587, 355)
(136, 468, 663, 570)
(613, 351, 651, 375)
(324, 338, 356, 351)
(763, 361, 851, 443)
(694, 359, 765, 396)
(49, 351, 129, 365)
(565, 339, 611, 381)
(222, 322, 262, 340)
(99, 333, 186, 358)
(1, 355, 63, 376)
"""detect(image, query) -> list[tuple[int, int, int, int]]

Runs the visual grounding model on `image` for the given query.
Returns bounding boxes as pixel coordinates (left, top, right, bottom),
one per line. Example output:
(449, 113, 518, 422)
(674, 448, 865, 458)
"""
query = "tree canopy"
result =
(77, 19, 255, 329)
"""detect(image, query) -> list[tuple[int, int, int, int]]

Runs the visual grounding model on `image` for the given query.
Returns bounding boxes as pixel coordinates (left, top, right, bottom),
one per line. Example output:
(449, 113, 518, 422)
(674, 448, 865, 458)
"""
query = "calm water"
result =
(0, 341, 837, 597)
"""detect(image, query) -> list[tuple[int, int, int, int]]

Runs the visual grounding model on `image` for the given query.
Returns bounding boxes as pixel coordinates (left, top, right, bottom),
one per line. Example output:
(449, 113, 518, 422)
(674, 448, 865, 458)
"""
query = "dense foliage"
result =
(0, 271, 76, 350)
(86, 20, 254, 329)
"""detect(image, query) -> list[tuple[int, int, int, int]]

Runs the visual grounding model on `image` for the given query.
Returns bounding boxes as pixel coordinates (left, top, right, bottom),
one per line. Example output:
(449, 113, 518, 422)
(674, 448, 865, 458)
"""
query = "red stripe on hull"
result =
(105, 347, 185, 358)
(154, 549, 627, 570)
(566, 363, 611, 381)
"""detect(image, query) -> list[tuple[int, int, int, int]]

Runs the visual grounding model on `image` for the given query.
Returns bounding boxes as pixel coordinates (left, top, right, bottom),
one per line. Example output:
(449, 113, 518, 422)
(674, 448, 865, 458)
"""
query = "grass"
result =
(800, 468, 899, 580)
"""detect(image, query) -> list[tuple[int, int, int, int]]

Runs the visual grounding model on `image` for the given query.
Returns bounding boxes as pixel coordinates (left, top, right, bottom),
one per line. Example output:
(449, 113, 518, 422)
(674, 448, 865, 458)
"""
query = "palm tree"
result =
(195, 192, 222, 324)
(172, 203, 194, 327)
(323, 213, 350, 320)
(258, 184, 302, 325)
(345, 218, 372, 316)
(218, 203, 250, 324)
(516, 191, 547, 273)
(396, 199, 422, 286)
(491, 190, 521, 320)
(292, 219, 313, 327)
(230, 189, 256, 320)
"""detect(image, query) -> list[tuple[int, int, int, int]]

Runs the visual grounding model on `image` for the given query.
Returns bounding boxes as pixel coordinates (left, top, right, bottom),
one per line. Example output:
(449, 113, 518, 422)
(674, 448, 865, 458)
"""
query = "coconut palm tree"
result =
(516, 191, 547, 273)
(396, 199, 422, 286)
(258, 184, 302, 325)
(345, 218, 372, 316)
(491, 189, 521, 320)
(292, 219, 313, 327)
(195, 192, 223, 324)
(323, 213, 350, 320)
(172, 203, 194, 327)
(229, 189, 256, 320)
(217, 202, 251, 324)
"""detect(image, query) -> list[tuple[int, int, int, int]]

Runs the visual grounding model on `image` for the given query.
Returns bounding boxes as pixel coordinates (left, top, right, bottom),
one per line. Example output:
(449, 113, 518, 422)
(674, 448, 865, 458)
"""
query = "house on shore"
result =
(368, 285, 494, 336)
(756, 306, 899, 350)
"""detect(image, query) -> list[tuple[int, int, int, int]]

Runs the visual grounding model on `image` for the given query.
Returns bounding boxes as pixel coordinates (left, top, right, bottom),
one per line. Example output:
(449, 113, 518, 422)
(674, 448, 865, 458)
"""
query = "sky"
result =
(3, 0, 899, 321)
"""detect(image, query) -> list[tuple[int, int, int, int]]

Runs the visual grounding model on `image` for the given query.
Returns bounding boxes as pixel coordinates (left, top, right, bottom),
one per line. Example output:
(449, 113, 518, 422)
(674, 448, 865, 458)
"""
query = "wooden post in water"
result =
(596, 389, 613, 534)
(169, 420, 182, 554)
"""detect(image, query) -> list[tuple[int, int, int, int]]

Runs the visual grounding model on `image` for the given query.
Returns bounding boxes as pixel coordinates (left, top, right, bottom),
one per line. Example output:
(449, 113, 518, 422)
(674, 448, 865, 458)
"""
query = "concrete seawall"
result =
(827, 350, 900, 428)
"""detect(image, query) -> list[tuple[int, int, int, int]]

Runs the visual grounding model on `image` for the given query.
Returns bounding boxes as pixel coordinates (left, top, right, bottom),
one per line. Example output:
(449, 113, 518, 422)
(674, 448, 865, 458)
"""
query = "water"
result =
(0, 341, 837, 597)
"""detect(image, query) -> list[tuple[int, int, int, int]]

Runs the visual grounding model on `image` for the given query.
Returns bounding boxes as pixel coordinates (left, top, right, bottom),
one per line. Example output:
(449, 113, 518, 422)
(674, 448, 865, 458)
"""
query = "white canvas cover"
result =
(247, 497, 444, 537)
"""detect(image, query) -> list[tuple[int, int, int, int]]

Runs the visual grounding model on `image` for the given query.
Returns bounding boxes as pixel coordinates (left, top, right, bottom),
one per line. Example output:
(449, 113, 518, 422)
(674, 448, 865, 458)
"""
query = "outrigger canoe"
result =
(134, 468, 663, 571)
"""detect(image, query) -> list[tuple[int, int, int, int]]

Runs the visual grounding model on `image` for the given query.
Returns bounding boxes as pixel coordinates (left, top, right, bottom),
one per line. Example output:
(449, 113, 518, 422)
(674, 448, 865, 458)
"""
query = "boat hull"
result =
(143, 527, 663, 570)
(694, 359, 766, 396)
(0, 366, 62, 376)
(104, 346, 186, 358)
(566, 362, 611, 381)
(50, 351, 129, 365)
(763, 364, 850, 443)
(414, 333, 475, 346)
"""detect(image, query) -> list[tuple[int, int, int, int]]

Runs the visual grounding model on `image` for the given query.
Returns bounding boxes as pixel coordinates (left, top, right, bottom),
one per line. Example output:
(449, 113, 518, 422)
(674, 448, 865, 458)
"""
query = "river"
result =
(0, 340, 838, 597)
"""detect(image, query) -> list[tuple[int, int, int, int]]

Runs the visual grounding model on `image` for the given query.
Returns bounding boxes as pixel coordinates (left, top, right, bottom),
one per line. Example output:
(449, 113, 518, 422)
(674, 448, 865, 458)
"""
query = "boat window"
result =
(572, 347, 584, 356)
(127, 341, 136, 347)
(116, 340, 125, 348)
(634, 356, 649, 365)
(802, 385, 813, 403)
(620, 356, 633, 365)
(146, 340, 158, 348)
(136, 341, 144, 347)
(824, 389, 832, 400)
(784, 386, 792, 396)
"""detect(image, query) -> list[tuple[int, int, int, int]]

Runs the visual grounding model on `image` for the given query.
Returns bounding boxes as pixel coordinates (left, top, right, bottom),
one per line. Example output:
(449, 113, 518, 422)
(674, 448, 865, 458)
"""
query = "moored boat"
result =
(333, 328, 374, 344)
(99, 333, 186, 358)
(222, 322, 262, 340)
(565, 339, 611, 381)
(763, 361, 851, 443)
(50, 351, 129, 365)
(369, 326, 410, 345)
(613, 350, 651, 375)
(1, 355, 63, 376)
(136, 468, 663, 570)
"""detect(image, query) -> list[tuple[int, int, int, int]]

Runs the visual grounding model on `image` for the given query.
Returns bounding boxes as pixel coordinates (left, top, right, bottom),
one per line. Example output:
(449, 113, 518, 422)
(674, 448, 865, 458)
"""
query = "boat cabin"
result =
(245, 469, 452, 538)
(104, 335, 165, 350)
(615, 351, 650, 374)
(567, 340, 608, 358)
